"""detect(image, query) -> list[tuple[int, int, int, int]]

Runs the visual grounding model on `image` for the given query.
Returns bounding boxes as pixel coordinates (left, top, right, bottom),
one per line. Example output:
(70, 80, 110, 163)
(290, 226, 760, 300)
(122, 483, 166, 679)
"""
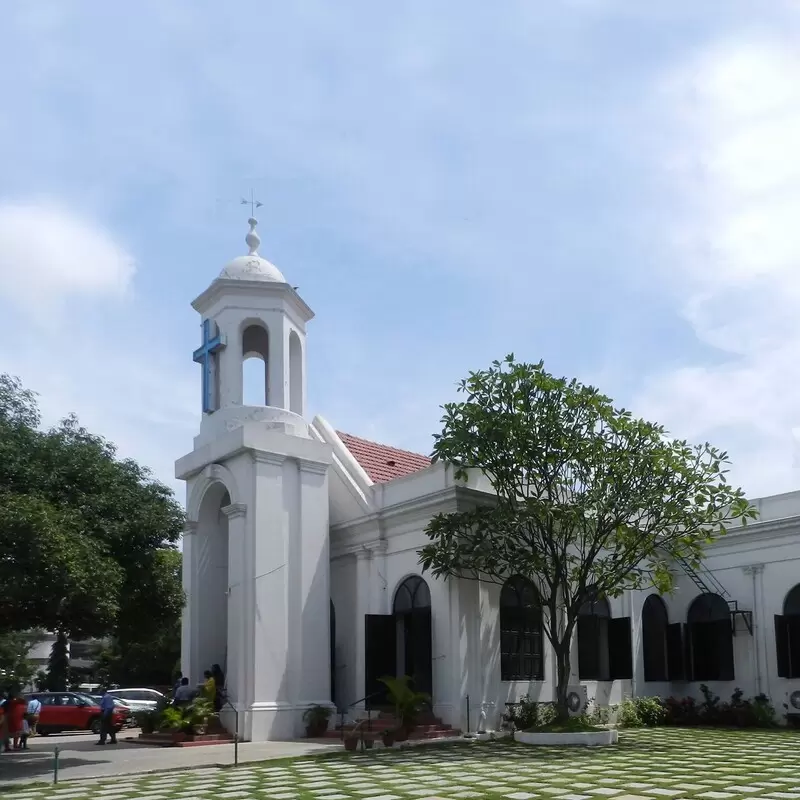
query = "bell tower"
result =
(190, 217, 311, 445)
(177, 214, 333, 742)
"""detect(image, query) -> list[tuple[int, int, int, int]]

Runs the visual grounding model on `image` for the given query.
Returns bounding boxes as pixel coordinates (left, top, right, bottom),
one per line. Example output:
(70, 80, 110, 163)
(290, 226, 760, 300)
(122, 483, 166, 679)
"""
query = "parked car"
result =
(87, 695, 137, 727)
(25, 692, 130, 735)
(106, 687, 166, 712)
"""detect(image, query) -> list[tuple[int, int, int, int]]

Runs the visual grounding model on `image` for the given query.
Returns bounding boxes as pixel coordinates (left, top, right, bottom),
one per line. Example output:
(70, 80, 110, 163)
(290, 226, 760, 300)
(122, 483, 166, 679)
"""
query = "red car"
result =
(25, 692, 130, 735)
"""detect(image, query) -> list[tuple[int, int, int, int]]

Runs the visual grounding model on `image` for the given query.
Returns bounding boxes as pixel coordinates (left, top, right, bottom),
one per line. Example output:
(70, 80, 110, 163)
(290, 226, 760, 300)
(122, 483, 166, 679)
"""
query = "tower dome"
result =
(218, 217, 286, 283)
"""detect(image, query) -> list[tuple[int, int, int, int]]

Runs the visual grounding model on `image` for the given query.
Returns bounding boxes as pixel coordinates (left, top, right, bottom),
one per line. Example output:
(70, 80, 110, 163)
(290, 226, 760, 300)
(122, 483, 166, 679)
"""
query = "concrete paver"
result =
(0, 729, 341, 785)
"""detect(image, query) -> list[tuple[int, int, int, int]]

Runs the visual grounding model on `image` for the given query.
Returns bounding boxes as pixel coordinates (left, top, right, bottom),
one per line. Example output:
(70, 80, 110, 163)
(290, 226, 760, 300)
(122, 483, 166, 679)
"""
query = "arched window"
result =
(687, 593, 734, 681)
(500, 576, 544, 681)
(775, 583, 800, 679)
(392, 576, 432, 697)
(642, 595, 669, 682)
(393, 575, 431, 612)
(242, 323, 269, 406)
(577, 589, 633, 681)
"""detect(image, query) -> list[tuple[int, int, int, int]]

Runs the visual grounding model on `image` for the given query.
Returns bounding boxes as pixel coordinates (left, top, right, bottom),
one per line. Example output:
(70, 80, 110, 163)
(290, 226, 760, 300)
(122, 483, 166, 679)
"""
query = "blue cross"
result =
(193, 318, 226, 414)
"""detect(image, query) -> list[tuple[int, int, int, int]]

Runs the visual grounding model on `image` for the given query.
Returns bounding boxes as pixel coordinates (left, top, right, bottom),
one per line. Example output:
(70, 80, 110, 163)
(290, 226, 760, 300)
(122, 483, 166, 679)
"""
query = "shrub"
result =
(634, 696, 667, 726)
(663, 696, 700, 726)
(502, 695, 539, 731)
(502, 696, 558, 731)
(587, 704, 613, 726)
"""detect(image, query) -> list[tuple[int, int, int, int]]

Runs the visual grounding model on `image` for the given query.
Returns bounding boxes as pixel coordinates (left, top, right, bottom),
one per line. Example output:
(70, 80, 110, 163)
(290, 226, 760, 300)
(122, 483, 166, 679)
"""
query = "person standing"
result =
(7, 695, 26, 750)
(24, 695, 41, 746)
(0, 693, 10, 753)
(202, 670, 216, 705)
(211, 664, 224, 711)
(95, 690, 117, 745)
(173, 677, 193, 706)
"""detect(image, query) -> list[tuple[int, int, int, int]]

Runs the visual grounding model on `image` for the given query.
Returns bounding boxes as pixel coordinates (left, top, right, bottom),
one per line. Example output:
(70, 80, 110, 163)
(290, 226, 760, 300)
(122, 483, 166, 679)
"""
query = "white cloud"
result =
(635, 31, 800, 497)
(0, 201, 195, 496)
(0, 202, 135, 321)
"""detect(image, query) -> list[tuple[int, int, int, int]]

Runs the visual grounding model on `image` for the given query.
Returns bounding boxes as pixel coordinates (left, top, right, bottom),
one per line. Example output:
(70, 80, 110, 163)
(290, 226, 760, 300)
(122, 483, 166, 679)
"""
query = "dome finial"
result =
(246, 217, 260, 256)
(240, 190, 263, 255)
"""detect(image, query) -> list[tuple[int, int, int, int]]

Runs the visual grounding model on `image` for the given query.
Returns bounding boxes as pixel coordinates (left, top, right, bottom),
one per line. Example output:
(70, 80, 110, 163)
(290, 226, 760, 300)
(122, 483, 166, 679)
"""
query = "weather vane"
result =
(241, 189, 263, 218)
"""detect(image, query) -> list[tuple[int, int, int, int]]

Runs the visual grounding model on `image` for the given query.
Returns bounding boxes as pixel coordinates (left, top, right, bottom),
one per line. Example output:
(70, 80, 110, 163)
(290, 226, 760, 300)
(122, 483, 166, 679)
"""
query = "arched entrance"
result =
(364, 575, 433, 708)
(393, 576, 433, 697)
(687, 593, 734, 681)
(642, 595, 669, 681)
(775, 584, 800, 679)
(194, 483, 231, 681)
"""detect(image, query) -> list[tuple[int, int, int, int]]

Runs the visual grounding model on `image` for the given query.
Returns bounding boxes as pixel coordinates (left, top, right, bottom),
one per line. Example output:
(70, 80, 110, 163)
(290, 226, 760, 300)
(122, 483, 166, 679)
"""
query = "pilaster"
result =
(222, 503, 248, 707)
(742, 563, 765, 696)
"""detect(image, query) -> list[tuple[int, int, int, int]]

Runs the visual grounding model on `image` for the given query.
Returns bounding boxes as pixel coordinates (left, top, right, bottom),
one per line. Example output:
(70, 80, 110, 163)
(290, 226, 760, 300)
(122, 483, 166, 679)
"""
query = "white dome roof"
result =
(219, 254, 285, 283)
(218, 216, 286, 283)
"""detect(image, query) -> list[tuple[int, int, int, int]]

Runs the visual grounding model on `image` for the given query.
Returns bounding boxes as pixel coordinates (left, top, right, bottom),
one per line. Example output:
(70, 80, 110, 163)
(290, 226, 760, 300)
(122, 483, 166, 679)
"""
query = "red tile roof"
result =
(337, 431, 432, 484)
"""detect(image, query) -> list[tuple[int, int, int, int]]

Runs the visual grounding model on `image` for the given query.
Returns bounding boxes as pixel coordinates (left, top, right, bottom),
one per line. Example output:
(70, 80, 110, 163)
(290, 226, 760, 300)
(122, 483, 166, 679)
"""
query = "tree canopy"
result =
(419, 356, 758, 715)
(0, 374, 185, 641)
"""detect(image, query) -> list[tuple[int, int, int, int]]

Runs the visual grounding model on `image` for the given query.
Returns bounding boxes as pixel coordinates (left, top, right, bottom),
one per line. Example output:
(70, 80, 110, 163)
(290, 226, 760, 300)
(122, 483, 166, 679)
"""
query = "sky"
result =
(1, 0, 799, 501)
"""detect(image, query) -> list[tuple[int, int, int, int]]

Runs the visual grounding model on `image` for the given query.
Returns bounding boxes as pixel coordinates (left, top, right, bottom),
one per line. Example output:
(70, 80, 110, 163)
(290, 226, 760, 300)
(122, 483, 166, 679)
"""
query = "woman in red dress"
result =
(7, 695, 26, 750)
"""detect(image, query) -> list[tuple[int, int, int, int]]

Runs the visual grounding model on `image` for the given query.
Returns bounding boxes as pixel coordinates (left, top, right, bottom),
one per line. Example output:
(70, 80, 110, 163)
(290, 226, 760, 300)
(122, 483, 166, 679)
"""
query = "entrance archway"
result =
(195, 483, 230, 682)
(393, 576, 433, 697)
(687, 593, 734, 681)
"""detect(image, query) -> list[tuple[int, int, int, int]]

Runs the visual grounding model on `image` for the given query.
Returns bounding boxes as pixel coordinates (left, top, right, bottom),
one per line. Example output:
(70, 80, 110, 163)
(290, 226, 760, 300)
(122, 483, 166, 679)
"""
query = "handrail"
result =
(338, 691, 383, 740)
(219, 693, 240, 766)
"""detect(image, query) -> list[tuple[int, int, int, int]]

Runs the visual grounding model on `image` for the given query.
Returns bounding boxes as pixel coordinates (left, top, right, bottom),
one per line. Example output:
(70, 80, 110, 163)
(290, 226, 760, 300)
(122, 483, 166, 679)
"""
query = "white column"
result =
(742, 564, 765, 697)
(223, 503, 248, 707)
(217, 315, 242, 409)
(266, 316, 289, 410)
(353, 547, 373, 708)
(297, 458, 332, 705)
(251, 452, 289, 706)
(180, 521, 198, 683)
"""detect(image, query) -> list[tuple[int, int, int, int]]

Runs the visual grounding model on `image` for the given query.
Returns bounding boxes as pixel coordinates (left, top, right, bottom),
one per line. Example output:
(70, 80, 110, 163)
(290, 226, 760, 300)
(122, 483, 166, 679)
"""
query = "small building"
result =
(178, 219, 800, 740)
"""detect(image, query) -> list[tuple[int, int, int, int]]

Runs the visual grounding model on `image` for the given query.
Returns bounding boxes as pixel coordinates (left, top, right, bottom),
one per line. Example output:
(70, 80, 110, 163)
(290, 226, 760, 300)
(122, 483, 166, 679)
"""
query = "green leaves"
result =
(420, 355, 757, 675)
(0, 374, 185, 641)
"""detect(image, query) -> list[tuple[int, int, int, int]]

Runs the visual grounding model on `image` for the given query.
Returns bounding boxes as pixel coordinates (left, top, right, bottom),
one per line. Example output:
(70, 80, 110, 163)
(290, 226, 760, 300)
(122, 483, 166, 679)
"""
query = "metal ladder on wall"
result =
(674, 555, 753, 635)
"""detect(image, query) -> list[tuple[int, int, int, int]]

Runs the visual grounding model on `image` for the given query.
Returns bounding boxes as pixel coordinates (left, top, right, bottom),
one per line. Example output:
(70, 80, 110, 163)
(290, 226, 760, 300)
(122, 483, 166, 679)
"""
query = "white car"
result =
(107, 688, 166, 712)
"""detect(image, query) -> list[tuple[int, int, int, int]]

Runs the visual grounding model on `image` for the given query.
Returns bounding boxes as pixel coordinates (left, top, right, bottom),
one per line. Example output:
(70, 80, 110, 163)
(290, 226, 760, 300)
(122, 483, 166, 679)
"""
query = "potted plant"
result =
(303, 704, 333, 738)
(378, 675, 430, 739)
(381, 728, 396, 747)
(188, 698, 214, 736)
(134, 709, 160, 735)
(343, 730, 359, 751)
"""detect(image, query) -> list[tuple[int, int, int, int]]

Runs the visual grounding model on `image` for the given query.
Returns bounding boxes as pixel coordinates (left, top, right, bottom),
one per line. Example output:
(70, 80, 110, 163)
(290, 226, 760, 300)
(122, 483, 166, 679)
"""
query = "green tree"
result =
(45, 631, 70, 691)
(0, 374, 185, 641)
(0, 631, 38, 692)
(418, 356, 758, 719)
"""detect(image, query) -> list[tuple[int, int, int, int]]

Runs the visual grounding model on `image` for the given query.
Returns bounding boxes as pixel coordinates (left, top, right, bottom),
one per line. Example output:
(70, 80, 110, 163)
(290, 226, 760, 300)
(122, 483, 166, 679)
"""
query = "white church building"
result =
(177, 219, 800, 741)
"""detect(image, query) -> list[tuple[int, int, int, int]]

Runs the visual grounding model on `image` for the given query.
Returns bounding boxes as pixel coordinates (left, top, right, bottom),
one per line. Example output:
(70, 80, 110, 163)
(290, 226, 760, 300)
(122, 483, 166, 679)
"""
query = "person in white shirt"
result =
(173, 677, 194, 705)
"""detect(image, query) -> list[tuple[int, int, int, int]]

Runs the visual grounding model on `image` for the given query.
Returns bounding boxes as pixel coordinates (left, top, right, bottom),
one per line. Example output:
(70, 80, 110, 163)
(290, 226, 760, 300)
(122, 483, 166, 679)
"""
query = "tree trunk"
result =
(553, 636, 572, 721)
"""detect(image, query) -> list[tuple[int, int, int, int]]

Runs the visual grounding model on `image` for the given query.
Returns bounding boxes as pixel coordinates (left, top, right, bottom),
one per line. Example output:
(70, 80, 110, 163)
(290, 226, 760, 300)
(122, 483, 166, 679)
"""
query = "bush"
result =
(501, 695, 557, 731)
(616, 697, 666, 728)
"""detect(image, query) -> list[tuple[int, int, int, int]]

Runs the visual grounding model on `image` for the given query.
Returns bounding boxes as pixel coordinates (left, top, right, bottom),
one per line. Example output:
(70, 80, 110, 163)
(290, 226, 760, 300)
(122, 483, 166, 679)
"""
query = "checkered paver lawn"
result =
(6, 728, 800, 800)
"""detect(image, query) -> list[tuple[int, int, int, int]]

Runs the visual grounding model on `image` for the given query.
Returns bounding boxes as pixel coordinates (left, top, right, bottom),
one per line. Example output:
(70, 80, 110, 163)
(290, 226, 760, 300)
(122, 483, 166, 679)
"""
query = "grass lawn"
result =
(5, 727, 800, 800)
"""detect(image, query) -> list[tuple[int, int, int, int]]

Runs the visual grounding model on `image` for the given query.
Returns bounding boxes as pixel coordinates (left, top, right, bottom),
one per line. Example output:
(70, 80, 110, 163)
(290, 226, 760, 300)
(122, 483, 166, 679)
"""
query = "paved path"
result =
(0, 729, 342, 785)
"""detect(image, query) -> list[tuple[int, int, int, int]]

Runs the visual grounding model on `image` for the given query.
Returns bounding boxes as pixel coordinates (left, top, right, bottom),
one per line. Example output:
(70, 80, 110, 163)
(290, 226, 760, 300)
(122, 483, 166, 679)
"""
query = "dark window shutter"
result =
(775, 615, 790, 678)
(786, 615, 800, 679)
(666, 622, 684, 681)
(597, 616, 611, 680)
(683, 623, 694, 682)
(716, 618, 735, 681)
(578, 615, 599, 679)
(365, 615, 396, 707)
(609, 617, 633, 680)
